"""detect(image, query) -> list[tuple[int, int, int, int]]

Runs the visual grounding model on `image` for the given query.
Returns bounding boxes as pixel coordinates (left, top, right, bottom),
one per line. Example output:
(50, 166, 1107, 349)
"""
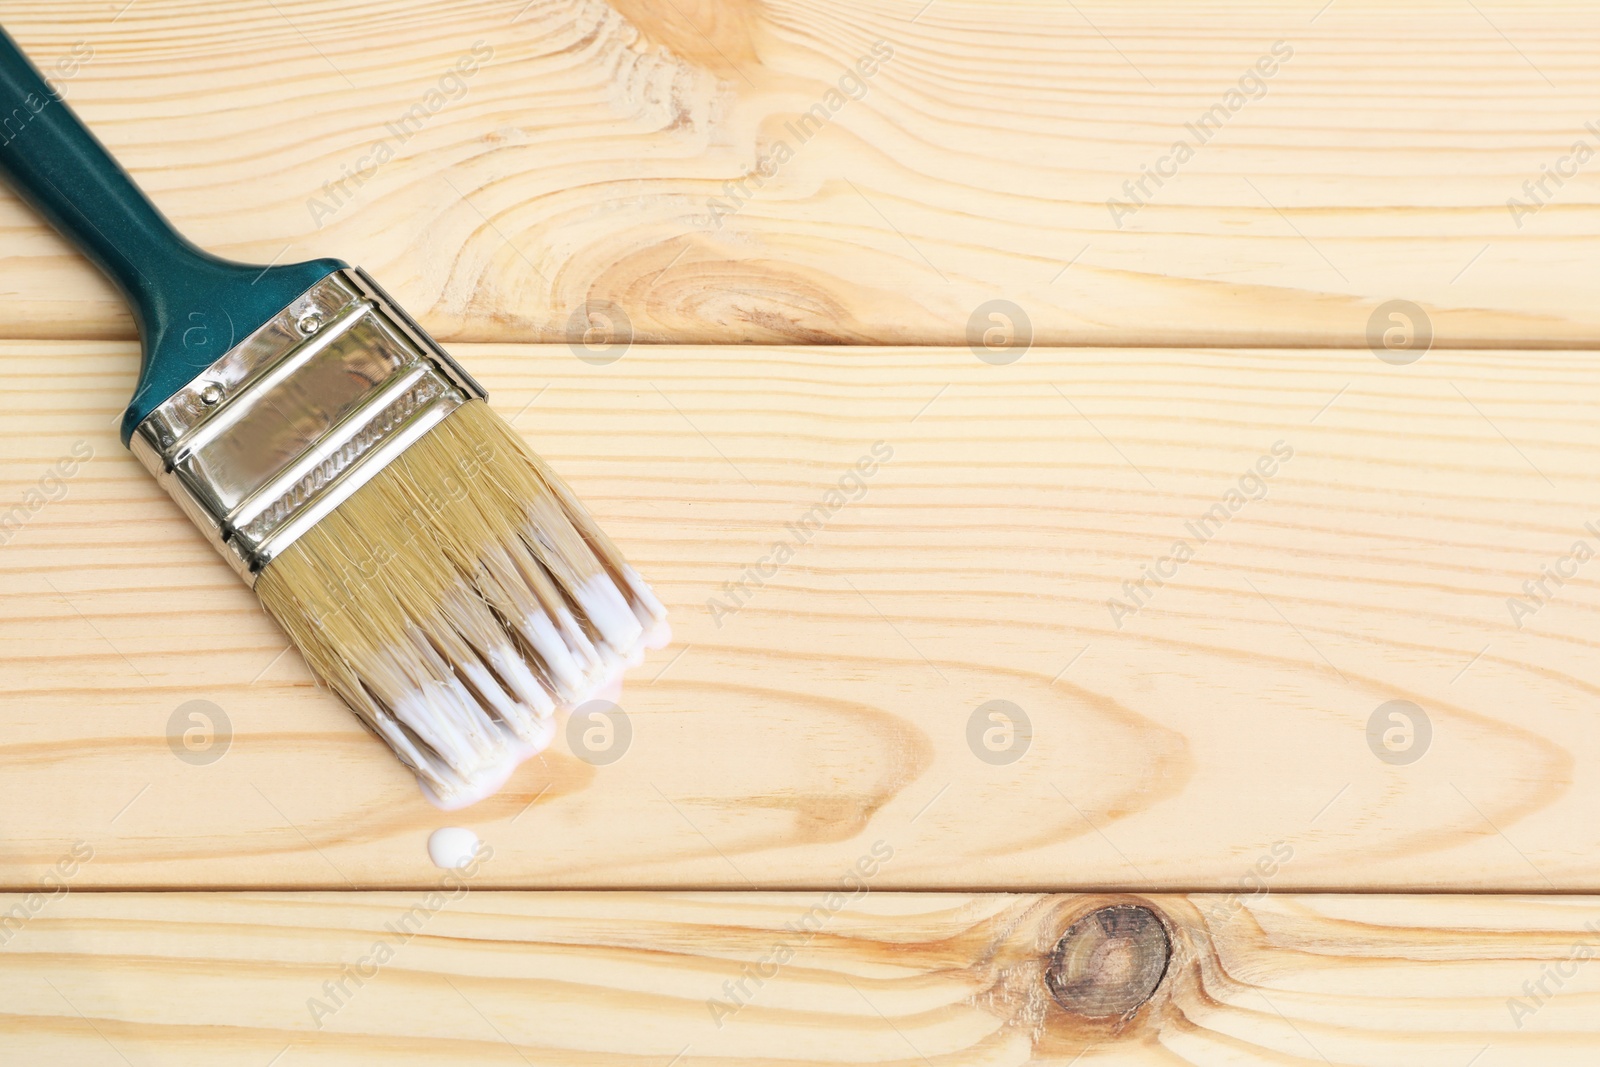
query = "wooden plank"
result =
(4, 2, 1600, 347)
(1, 890, 1597, 1063)
(2, 340, 1598, 890)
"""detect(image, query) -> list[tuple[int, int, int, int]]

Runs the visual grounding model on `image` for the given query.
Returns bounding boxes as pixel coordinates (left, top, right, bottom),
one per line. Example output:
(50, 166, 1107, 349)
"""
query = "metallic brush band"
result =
(130, 268, 487, 585)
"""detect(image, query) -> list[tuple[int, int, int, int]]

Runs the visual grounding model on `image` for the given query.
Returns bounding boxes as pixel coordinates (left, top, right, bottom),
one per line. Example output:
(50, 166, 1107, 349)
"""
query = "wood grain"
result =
(4, 1, 1600, 347)
(1, 890, 1597, 1064)
(3, 340, 1599, 890)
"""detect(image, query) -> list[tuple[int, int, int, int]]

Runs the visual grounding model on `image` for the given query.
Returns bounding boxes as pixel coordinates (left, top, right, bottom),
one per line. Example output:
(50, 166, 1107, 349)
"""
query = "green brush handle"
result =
(0, 25, 347, 444)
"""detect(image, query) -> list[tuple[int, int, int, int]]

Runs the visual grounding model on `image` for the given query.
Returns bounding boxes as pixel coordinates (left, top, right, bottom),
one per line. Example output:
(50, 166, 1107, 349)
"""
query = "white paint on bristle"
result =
(645, 618, 673, 650)
(427, 827, 481, 869)
(259, 403, 670, 812)
(576, 573, 645, 648)
(410, 592, 663, 806)
(417, 718, 556, 811)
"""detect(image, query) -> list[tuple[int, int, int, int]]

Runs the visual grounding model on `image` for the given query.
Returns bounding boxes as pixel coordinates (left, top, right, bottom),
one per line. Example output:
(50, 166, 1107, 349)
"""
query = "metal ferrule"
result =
(130, 268, 486, 584)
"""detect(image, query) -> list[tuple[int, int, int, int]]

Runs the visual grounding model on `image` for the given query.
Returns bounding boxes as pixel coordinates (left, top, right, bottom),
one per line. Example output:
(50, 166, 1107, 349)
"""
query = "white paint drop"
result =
(427, 827, 481, 869)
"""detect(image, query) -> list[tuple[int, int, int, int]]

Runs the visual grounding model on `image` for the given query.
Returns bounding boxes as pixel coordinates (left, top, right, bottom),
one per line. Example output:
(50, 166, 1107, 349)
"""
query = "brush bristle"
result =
(256, 400, 667, 804)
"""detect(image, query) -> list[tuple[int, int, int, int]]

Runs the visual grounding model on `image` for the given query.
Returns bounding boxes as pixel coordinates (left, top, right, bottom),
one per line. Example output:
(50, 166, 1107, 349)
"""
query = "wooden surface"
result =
(3, 890, 1598, 1064)
(4, 1, 1600, 1059)
(3, 1, 1600, 347)
(4, 340, 1599, 891)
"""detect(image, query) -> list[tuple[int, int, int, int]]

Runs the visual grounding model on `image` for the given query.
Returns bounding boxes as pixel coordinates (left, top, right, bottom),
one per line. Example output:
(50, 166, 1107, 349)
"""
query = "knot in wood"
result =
(1045, 903, 1170, 1018)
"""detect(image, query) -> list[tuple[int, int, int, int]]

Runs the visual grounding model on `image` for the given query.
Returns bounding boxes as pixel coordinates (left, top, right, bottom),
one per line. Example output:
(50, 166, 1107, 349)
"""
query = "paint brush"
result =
(0, 27, 667, 805)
